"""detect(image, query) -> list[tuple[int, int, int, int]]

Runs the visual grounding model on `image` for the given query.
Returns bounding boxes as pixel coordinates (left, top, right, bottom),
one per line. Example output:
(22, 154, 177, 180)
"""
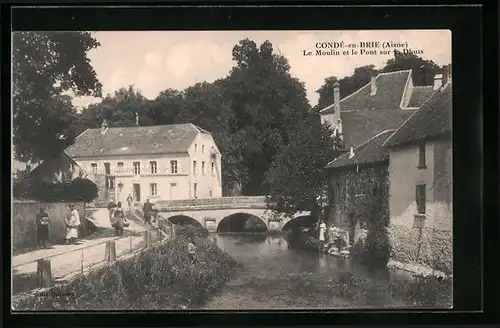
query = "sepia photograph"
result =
(11, 29, 452, 311)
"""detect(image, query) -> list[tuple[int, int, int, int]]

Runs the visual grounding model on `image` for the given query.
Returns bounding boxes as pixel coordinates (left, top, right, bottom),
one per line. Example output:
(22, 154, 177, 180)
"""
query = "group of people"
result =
(318, 220, 348, 248)
(35, 203, 81, 247)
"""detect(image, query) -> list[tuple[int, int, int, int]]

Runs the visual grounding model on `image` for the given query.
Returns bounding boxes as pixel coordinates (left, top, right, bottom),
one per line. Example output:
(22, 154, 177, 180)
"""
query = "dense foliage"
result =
(332, 166, 391, 267)
(13, 232, 237, 310)
(16, 178, 98, 202)
(12, 32, 102, 162)
(265, 119, 344, 219)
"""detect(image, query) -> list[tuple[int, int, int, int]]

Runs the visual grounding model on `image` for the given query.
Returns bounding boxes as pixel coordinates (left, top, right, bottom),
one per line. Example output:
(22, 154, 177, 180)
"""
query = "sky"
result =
(73, 30, 452, 110)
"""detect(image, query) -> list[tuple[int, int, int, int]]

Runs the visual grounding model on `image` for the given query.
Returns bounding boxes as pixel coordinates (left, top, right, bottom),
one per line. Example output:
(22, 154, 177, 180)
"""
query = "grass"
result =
(12, 225, 237, 310)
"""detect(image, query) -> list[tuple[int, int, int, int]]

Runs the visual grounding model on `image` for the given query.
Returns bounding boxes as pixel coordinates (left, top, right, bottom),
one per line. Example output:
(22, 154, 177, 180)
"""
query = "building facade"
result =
(383, 73, 452, 274)
(65, 122, 222, 204)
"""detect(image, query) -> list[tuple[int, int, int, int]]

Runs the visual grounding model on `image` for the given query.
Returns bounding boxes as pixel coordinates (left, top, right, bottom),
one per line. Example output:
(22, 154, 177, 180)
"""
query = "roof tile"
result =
(327, 130, 395, 169)
(384, 83, 452, 147)
(65, 123, 199, 157)
(407, 86, 435, 108)
(320, 70, 412, 114)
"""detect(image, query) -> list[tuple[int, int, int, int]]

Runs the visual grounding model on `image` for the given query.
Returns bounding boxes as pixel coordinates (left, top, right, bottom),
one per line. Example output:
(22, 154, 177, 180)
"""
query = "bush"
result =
(13, 234, 237, 310)
(388, 276, 452, 307)
(175, 224, 210, 239)
(23, 178, 98, 202)
(362, 221, 391, 269)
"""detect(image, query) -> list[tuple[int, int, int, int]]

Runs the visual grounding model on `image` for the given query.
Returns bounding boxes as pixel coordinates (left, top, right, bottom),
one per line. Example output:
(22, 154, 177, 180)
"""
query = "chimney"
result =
(101, 119, 108, 134)
(333, 81, 342, 136)
(442, 64, 451, 87)
(433, 73, 443, 90)
(135, 112, 139, 126)
(370, 72, 377, 96)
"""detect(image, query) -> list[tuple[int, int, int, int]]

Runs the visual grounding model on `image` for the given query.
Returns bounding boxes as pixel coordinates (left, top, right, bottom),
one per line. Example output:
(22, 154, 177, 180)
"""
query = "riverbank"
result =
(12, 227, 237, 310)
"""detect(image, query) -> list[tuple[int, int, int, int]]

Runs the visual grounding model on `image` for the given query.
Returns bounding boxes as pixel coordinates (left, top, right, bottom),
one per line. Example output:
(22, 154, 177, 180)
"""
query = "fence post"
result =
(105, 241, 117, 262)
(170, 224, 177, 238)
(37, 259, 53, 288)
(143, 230, 151, 248)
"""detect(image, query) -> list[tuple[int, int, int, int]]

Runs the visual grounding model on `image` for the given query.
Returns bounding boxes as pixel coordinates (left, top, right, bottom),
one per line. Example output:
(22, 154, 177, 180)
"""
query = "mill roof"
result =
(319, 70, 412, 114)
(383, 83, 452, 147)
(326, 129, 395, 169)
(65, 123, 205, 157)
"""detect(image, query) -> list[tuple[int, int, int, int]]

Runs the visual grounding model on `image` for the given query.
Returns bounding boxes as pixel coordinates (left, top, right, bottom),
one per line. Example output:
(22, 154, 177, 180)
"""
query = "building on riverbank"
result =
(323, 65, 452, 274)
(65, 119, 222, 204)
(383, 67, 452, 275)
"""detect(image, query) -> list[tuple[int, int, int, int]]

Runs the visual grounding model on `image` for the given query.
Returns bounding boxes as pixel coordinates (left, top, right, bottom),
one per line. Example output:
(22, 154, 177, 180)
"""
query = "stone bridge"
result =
(154, 196, 312, 232)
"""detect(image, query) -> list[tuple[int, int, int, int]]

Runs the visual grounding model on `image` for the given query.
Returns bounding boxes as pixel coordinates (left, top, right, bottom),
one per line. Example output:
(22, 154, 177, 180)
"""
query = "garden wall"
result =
(12, 200, 85, 253)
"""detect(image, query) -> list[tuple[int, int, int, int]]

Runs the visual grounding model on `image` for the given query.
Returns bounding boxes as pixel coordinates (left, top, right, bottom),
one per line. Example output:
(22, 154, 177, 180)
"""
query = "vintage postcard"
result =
(12, 29, 452, 310)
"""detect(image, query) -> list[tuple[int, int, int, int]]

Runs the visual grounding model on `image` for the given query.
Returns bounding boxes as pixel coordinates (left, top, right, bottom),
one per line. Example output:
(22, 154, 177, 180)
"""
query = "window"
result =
(209, 188, 213, 197)
(202, 145, 205, 154)
(104, 162, 111, 175)
(170, 160, 178, 174)
(150, 183, 158, 197)
(133, 161, 141, 175)
(416, 184, 426, 214)
(150, 161, 157, 174)
(202, 161, 205, 175)
(106, 176, 115, 190)
(418, 143, 426, 169)
(193, 160, 197, 175)
(91, 163, 98, 174)
(211, 161, 215, 176)
(193, 183, 197, 198)
(194, 144, 197, 152)
(117, 162, 124, 173)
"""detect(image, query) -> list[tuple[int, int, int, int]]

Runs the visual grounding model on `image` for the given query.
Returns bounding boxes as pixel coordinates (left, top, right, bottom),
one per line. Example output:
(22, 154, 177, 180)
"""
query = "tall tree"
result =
(12, 31, 102, 162)
(265, 117, 344, 219)
(79, 86, 153, 129)
(148, 88, 185, 125)
(224, 39, 311, 195)
(382, 50, 442, 86)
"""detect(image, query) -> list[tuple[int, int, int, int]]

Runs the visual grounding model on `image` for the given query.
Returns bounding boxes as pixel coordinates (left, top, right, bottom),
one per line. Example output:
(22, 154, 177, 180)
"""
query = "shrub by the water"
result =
(361, 221, 391, 270)
(13, 227, 237, 310)
(388, 275, 452, 307)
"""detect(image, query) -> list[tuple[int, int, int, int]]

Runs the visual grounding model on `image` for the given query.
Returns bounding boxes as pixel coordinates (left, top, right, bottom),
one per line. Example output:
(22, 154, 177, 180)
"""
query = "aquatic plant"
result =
(13, 227, 237, 310)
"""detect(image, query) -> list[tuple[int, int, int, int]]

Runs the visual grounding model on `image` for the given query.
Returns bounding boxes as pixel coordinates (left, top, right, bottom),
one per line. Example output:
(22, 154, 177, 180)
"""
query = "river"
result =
(199, 233, 422, 310)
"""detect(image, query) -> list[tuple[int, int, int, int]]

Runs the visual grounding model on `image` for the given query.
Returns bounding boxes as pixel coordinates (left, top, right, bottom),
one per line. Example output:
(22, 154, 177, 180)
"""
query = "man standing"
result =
(36, 207, 50, 247)
(65, 204, 81, 244)
(126, 193, 133, 211)
(142, 199, 153, 225)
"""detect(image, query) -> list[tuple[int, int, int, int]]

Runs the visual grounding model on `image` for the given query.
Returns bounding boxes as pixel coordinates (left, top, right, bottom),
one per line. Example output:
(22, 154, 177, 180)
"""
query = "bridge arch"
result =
(166, 215, 204, 229)
(217, 212, 268, 233)
(281, 214, 316, 231)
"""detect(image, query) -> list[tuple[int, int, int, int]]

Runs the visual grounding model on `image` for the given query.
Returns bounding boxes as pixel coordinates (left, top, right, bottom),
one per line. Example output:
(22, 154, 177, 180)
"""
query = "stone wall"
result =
(12, 200, 85, 253)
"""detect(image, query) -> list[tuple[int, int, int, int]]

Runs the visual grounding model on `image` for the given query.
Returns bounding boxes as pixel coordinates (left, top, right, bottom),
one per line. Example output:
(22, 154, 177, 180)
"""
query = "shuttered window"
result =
(416, 184, 426, 214)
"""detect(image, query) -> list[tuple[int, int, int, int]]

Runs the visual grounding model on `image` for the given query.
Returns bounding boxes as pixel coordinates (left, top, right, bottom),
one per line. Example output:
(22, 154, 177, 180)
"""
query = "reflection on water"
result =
(199, 233, 415, 310)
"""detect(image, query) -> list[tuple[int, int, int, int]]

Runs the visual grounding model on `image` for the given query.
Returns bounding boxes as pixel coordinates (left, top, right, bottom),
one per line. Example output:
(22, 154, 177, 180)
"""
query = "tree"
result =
(382, 50, 442, 86)
(149, 88, 185, 125)
(12, 32, 102, 162)
(79, 86, 153, 129)
(223, 39, 311, 195)
(264, 117, 344, 220)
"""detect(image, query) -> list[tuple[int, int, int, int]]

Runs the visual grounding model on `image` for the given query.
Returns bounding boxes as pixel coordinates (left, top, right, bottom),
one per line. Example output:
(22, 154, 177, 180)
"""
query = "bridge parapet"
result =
(155, 196, 267, 211)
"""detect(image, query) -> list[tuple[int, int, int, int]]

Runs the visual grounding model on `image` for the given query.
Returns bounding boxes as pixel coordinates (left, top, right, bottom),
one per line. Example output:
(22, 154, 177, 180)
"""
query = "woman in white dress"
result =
(65, 204, 81, 244)
(319, 221, 327, 242)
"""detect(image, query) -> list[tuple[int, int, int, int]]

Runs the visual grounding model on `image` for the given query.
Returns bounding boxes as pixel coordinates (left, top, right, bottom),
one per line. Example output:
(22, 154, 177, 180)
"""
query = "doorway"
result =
(133, 183, 141, 202)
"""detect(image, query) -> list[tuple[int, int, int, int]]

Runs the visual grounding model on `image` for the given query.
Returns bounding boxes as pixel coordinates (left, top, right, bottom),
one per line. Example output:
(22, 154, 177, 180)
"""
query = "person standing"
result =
(36, 207, 50, 247)
(126, 193, 133, 211)
(65, 204, 81, 244)
(142, 199, 153, 225)
(113, 202, 126, 236)
(187, 237, 198, 265)
(319, 220, 327, 243)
